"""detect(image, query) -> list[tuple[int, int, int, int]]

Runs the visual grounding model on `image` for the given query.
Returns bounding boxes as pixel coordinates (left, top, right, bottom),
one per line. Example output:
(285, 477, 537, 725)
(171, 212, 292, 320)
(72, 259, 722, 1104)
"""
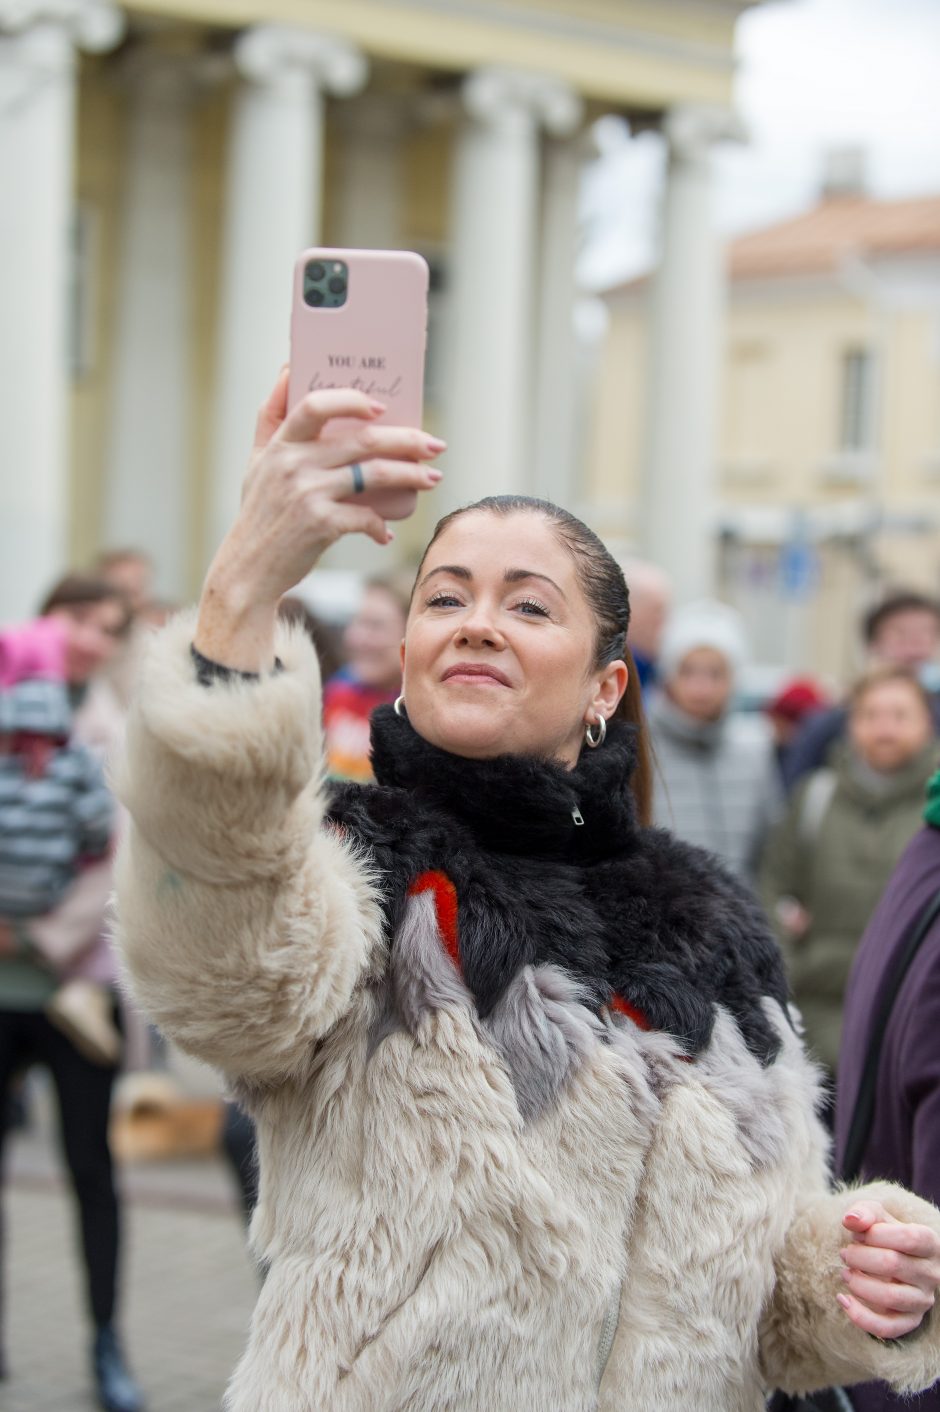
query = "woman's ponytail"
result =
(616, 645, 653, 827)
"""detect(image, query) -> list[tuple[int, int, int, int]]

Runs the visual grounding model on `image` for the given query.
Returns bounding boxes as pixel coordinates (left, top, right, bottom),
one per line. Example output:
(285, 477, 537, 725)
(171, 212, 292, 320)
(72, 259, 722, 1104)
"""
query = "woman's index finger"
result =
(279, 388, 386, 444)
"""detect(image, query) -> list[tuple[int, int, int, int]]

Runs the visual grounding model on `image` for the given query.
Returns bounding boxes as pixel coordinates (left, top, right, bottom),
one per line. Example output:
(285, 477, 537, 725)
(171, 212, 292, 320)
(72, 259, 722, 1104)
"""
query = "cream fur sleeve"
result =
(760, 1180, 940, 1397)
(113, 612, 384, 1083)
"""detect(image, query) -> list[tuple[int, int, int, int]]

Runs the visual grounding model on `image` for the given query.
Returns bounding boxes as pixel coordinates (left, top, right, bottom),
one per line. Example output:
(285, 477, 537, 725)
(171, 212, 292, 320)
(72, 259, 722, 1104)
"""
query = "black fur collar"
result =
(368, 705, 638, 862)
(328, 709, 790, 1065)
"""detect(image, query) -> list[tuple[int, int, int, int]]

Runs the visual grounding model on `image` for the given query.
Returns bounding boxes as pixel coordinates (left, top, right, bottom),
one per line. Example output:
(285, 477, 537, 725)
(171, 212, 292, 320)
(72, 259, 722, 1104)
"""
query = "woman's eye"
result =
(426, 592, 463, 609)
(514, 598, 550, 618)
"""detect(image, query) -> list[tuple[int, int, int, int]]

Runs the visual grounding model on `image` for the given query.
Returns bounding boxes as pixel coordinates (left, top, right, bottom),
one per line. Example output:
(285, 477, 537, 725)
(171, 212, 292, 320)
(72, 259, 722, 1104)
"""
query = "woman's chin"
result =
(413, 704, 518, 759)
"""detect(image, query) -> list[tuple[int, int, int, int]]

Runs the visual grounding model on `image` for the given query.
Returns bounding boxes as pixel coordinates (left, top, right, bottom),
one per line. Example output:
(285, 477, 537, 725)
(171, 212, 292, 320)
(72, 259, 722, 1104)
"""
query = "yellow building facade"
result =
(593, 193, 940, 681)
(0, 0, 760, 618)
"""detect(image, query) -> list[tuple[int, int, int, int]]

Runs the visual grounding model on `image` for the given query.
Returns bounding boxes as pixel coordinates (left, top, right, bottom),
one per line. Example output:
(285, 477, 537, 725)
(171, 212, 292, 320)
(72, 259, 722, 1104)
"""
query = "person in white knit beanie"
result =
(650, 599, 782, 881)
(657, 599, 747, 690)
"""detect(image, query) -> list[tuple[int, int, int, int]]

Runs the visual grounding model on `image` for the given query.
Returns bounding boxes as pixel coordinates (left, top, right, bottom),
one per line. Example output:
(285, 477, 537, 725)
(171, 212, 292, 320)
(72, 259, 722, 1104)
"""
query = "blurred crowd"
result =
(2, 548, 940, 1409)
(0, 552, 413, 1409)
(639, 576, 940, 1099)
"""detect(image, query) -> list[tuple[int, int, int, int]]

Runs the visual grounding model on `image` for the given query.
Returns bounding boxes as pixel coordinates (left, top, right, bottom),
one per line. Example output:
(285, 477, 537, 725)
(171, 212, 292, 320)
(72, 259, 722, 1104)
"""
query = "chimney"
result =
(820, 146, 869, 201)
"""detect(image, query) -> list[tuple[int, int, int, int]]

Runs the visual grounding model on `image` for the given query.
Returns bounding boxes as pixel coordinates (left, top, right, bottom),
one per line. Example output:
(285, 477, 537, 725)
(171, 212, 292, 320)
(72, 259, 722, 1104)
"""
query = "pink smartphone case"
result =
(289, 249, 430, 521)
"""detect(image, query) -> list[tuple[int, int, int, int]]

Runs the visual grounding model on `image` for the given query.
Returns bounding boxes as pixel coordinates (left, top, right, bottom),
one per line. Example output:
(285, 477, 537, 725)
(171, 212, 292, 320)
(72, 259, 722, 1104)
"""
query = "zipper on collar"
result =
(571, 805, 585, 826)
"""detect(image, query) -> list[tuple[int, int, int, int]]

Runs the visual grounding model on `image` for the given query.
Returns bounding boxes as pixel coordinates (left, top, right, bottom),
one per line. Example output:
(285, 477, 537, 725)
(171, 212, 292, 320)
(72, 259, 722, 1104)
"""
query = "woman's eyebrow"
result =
(504, 568, 567, 599)
(418, 564, 472, 589)
(417, 565, 567, 600)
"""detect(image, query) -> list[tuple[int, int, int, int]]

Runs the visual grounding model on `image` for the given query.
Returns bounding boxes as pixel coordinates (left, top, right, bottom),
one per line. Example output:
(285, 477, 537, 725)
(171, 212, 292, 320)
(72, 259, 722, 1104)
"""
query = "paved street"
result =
(3, 1121, 258, 1412)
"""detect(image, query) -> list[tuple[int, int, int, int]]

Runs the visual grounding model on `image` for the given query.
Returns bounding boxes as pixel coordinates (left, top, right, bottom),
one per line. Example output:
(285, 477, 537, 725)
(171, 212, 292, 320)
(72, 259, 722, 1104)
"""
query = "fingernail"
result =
(369, 400, 386, 415)
(428, 469, 444, 482)
(846, 1211, 863, 1222)
(425, 436, 447, 452)
(840, 1267, 852, 1282)
(385, 529, 395, 542)
(837, 1293, 851, 1310)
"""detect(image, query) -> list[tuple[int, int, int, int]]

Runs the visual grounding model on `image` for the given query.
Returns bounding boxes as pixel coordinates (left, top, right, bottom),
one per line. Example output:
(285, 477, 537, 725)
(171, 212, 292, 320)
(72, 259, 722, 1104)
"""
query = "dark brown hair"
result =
(38, 573, 133, 636)
(415, 495, 653, 826)
(278, 596, 346, 682)
(862, 590, 940, 646)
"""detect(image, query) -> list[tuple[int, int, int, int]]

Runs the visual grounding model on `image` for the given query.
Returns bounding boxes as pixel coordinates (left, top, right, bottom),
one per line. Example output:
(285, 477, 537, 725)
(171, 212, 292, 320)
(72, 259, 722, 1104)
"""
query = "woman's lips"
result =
(441, 664, 512, 687)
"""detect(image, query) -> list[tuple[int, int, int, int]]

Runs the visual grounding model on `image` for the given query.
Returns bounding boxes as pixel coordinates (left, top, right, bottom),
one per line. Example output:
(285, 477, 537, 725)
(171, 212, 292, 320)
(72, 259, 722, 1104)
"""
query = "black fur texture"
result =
(328, 706, 789, 1065)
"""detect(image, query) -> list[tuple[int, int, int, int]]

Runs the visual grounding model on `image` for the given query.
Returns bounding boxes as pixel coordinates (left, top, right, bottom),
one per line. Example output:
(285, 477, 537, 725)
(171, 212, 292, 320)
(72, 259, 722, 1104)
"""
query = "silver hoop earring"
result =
(585, 716, 606, 749)
(394, 695, 406, 719)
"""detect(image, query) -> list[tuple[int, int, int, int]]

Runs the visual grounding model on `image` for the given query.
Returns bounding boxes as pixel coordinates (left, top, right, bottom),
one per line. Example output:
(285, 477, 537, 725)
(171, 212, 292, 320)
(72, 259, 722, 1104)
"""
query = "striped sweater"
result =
(0, 678, 113, 917)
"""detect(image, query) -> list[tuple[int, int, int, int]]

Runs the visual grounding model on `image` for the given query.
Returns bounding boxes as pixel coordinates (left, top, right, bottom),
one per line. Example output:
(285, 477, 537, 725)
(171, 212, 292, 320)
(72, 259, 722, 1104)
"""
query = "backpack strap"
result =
(798, 768, 837, 849)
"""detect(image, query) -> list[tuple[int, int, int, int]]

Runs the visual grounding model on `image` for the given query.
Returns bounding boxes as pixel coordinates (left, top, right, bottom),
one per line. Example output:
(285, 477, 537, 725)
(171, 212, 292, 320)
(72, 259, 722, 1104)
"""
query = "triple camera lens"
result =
(303, 259, 348, 309)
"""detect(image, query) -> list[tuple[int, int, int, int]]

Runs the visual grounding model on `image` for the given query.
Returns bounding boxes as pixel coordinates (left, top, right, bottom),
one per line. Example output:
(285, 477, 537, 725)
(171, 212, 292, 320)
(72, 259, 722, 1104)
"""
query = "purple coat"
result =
(835, 826, 940, 1412)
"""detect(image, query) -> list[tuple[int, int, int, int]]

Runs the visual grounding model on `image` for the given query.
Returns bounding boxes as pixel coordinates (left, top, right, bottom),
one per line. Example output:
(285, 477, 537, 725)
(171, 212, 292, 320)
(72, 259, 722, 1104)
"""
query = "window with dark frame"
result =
(839, 346, 874, 452)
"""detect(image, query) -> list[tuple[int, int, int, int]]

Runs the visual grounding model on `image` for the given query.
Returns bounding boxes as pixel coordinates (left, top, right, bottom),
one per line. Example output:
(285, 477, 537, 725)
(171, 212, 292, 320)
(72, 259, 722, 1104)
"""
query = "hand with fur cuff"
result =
(838, 1200, 940, 1339)
(114, 611, 384, 1082)
(760, 1182, 940, 1398)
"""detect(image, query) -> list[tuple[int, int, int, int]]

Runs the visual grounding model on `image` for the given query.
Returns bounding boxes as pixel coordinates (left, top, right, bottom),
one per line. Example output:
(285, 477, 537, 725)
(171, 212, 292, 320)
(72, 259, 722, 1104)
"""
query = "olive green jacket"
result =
(760, 742, 937, 1073)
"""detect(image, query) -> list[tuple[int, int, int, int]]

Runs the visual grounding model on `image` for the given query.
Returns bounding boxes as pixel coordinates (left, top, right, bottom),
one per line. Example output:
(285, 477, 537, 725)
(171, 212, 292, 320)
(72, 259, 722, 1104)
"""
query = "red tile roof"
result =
(728, 193, 940, 279)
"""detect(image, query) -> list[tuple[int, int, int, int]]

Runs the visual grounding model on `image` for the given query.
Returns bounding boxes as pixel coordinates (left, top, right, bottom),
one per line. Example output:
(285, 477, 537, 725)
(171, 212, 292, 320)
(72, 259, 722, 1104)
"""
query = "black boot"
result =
(92, 1325, 145, 1412)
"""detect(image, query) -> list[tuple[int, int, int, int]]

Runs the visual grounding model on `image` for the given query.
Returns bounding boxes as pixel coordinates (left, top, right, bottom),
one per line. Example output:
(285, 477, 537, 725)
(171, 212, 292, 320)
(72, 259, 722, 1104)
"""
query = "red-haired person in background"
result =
(322, 575, 411, 783)
(783, 592, 940, 792)
(766, 677, 830, 785)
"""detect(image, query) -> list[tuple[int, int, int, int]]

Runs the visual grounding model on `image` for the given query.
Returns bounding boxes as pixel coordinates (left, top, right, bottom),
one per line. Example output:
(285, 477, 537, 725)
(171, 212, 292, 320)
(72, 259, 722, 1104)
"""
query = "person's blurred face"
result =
(401, 511, 627, 767)
(667, 647, 734, 723)
(870, 609, 940, 671)
(344, 586, 407, 692)
(849, 679, 934, 773)
(625, 579, 671, 662)
(100, 556, 152, 616)
(49, 600, 127, 684)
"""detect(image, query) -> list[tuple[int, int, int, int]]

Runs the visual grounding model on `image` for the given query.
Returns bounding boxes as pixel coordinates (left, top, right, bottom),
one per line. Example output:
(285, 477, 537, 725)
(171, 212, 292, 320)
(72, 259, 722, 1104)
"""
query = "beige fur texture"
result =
(115, 613, 384, 1082)
(114, 619, 940, 1411)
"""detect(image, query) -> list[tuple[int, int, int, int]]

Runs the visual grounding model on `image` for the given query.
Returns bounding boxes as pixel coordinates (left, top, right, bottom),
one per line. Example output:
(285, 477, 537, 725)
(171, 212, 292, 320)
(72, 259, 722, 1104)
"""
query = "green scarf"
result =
(925, 768, 940, 829)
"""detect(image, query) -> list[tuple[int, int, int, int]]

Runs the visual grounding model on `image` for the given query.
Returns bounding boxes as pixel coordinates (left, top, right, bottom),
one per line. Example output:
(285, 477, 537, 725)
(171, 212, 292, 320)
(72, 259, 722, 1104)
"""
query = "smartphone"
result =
(289, 248, 430, 521)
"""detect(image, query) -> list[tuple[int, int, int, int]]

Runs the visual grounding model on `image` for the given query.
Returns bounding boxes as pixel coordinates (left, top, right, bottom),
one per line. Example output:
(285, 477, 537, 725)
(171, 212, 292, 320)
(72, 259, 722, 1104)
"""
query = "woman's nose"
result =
(455, 609, 504, 649)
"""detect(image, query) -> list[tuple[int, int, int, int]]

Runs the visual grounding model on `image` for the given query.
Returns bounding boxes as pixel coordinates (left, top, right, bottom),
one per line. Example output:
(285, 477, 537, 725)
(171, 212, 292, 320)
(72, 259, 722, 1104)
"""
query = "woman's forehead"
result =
(424, 512, 574, 579)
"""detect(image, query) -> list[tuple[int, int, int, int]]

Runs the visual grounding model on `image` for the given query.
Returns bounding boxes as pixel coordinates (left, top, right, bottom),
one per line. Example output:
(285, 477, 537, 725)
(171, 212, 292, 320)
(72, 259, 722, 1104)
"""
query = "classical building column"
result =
(105, 49, 200, 600)
(208, 27, 367, 558)
(0, 0, 124, 620)
(532, 129, 587, 510)
(444, 68, 581, 507)
(640, 104, 742, 604)
(335, 94, 407, 250)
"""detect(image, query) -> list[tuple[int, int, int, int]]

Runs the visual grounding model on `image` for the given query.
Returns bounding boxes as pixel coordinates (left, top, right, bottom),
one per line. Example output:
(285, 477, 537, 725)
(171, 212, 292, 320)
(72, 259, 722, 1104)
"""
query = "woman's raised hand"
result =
(195, 370, 445, 672)
(837, 1201, 940, 1339)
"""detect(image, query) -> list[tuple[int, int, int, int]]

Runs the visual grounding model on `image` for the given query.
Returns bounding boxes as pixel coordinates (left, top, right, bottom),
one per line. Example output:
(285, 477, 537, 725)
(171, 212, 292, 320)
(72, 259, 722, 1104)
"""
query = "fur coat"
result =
(114, 616, 940, 1412)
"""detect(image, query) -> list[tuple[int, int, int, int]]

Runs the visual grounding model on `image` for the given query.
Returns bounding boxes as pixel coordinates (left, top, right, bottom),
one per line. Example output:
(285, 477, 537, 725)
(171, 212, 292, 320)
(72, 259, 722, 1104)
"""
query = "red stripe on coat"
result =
(408, 871, 461, 974)
(610, 993, 652, 1031)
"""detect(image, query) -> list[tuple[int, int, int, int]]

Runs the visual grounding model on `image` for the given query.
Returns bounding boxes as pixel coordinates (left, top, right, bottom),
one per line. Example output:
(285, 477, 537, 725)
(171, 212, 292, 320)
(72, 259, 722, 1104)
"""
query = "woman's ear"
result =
(588, 659, 629, 723)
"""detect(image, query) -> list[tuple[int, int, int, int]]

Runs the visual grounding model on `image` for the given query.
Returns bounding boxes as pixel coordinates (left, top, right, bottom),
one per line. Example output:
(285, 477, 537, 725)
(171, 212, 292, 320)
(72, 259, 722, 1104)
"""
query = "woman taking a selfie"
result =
(115, 374, 940, 1412)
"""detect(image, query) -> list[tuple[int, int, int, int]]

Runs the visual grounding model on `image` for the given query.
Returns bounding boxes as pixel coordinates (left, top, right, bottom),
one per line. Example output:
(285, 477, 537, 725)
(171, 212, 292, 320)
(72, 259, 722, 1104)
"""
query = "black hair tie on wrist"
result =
(190, 644, 283, 687)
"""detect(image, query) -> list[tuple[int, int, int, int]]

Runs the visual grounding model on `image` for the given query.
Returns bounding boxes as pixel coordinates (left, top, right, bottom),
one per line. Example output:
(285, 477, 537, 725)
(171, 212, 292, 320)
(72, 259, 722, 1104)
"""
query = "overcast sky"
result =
(579, 0, 940, 289)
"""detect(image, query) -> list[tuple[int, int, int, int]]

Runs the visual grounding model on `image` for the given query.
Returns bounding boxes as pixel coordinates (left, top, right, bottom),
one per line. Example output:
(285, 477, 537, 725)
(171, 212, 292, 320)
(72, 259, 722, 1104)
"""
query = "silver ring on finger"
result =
(348, 462, 366, 495)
